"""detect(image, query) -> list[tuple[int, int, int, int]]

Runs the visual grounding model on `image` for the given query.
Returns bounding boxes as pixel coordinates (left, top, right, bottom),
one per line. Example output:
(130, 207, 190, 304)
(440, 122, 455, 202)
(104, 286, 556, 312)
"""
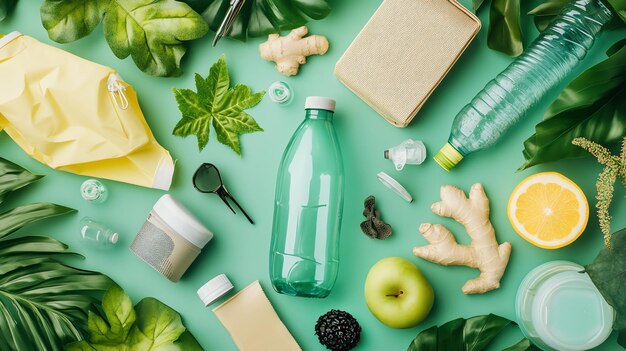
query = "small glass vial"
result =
(268, 81, 293, 105)
(79, 217, 119, 246)
(81, 179, 108, 204)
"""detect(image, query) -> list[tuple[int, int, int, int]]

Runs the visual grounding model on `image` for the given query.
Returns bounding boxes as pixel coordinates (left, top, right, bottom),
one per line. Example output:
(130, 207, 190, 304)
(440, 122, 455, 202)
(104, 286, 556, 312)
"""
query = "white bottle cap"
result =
(377, 172, 413, 203)
(110, 233, 119, 244)
(305, 96, 336, 112)
(197, 274, 234, 306)
(152, 194, 214, 249)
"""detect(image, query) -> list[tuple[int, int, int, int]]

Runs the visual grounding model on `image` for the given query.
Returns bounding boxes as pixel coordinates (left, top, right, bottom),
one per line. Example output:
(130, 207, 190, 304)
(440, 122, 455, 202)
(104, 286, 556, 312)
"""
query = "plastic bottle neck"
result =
(305, 109, 334, 121)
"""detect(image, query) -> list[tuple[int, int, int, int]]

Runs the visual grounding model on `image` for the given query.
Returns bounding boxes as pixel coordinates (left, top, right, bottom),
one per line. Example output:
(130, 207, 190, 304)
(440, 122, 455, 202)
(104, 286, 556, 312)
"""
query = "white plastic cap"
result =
(152, 194, 214, 249)
(377, 172, 413, 203)
(305, 96, 336, 112)
(197, 274, 234, 306)
(110, 233, 119, 244)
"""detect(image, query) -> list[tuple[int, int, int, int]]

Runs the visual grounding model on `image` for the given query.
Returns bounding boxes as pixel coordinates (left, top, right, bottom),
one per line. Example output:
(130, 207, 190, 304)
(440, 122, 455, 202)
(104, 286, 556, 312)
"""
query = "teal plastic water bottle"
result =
(270, 97, 344, 298)
(434, 0, 613, 171)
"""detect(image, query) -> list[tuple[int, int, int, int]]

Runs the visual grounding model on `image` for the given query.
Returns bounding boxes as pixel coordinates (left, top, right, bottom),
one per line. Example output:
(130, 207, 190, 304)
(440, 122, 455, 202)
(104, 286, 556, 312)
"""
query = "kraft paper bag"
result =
(0, 32, 174, 190)
(335, 0, 481, 128)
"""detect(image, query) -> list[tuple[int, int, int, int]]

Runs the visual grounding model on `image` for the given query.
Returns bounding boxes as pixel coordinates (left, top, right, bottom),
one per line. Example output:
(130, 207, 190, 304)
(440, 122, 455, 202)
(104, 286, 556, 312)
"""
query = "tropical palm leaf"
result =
(184, 0, 331, 41)
(0, 157, 114, 351)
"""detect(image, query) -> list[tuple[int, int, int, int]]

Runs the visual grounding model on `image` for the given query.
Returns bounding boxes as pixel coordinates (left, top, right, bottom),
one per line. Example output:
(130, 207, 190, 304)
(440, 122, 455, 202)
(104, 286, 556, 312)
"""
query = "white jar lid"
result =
(197, 274, 234, 306)
(305, 96, 336, 112)
(152, 194, 213, 248)
(377, 172, 413, 202)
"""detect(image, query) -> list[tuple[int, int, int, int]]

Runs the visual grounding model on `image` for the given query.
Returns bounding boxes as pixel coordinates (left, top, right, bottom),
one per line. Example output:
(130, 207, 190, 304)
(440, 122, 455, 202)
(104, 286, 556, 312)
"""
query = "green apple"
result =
(364, 257, 434, 329)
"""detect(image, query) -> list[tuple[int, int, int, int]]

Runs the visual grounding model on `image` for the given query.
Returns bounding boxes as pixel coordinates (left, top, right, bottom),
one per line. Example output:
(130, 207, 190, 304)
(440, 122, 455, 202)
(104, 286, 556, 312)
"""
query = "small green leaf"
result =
(0, 0, 17, 22)
(488, 0, 523, 56)
(520, 39, 626, 169)
(172, 55, 265, 155)
(585, 228, 626, 330)
(503, 338, 542, 351)
(407, 314, 519, 351)
(528, 0, 571, 32)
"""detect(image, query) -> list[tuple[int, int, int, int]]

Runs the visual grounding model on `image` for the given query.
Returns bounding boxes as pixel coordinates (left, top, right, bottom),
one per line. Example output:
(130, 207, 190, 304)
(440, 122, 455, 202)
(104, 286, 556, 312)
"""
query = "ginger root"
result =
(259, 26, 329, 76)
(413, 183, 511, 294)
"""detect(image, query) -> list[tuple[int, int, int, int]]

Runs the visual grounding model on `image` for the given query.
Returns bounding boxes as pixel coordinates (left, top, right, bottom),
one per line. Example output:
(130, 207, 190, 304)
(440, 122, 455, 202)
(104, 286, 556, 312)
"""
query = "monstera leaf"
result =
(183, 0, 331, 41)
(40, 0, 208, 77)
(0, 158, 114, 351)
(407, 314, 539, 351)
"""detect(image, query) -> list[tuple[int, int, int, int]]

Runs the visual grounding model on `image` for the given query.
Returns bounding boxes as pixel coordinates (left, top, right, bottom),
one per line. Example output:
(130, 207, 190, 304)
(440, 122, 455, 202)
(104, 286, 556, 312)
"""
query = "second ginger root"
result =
(413, 183, 512, 294)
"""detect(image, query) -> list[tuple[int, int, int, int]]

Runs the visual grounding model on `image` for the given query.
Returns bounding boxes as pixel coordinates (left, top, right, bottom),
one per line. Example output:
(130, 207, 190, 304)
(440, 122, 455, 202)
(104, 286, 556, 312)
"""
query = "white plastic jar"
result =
(515, 261, 614, 351)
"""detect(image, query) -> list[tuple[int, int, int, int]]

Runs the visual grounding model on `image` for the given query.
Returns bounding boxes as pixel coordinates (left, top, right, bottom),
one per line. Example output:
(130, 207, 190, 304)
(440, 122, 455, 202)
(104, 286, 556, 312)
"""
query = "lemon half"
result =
(508, 172, 589, 249)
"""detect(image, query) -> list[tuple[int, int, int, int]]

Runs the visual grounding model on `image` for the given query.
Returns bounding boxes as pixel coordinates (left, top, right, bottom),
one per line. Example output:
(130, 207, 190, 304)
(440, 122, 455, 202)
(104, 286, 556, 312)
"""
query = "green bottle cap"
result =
(434, 143, 463, 171)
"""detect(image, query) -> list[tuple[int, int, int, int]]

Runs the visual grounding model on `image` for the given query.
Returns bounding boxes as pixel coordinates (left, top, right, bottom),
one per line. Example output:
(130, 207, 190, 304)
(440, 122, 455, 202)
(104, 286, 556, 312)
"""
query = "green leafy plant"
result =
(66, 285, 203, 351)
(585, 228, 626, 348)
(40, 0, 209, 77)
(520, 40, 626, 170)
(407, 314, 539, 351)
(183, 0, 331, 41)
(0, 0, 17, 21)
(0, 157, 114, 351)
(172, 55, 265, 154)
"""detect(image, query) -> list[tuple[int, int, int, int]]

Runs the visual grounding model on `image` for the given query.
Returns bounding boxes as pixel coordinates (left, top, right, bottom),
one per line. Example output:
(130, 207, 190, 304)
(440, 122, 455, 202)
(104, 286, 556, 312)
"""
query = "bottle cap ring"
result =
(377, 172, 413, 203)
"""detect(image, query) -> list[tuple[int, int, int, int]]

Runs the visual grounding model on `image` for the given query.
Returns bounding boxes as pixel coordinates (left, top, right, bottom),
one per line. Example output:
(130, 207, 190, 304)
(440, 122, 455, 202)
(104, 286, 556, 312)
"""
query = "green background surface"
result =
(1, 1, 625, 350)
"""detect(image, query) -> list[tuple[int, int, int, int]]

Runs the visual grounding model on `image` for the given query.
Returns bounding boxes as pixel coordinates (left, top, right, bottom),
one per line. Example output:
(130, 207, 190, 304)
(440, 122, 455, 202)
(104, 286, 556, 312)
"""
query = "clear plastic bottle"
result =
(79, 217, 118, 246)
(269, 97, 344, 298)
(434, 0, 613, 171)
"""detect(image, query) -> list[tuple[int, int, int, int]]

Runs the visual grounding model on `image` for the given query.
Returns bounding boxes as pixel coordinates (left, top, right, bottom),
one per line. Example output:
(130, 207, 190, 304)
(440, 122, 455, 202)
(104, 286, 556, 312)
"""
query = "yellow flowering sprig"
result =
(572, 137, 626, 247)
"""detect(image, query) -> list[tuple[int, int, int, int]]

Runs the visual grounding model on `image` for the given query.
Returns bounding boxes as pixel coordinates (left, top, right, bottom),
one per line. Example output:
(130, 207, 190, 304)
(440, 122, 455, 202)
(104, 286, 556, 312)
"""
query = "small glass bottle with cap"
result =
(79, 217, 119, 247)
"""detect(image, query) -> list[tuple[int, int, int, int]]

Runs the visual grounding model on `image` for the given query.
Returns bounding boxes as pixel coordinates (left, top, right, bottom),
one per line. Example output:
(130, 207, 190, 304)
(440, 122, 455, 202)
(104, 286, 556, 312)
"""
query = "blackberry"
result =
(314, 309, 361, 351)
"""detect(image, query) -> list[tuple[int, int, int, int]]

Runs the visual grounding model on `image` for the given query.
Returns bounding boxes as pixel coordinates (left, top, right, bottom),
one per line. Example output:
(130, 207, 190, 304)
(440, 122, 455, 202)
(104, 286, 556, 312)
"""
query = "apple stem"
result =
(385, 291, 404, 298)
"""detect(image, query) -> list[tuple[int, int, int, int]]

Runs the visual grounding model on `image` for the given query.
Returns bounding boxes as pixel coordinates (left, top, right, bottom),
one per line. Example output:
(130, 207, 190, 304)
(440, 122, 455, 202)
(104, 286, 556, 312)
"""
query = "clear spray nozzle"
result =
(385, 139, 426, 171)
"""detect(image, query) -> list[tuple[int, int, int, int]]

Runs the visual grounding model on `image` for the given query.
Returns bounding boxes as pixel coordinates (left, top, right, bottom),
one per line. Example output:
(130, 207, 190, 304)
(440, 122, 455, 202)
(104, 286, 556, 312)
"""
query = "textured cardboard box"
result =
(335, 0, 480, 128)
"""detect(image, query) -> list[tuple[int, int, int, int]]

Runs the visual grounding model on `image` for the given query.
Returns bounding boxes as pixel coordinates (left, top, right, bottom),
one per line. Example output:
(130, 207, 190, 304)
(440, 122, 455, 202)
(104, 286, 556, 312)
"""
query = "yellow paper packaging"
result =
(0, 32, 174, 190)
